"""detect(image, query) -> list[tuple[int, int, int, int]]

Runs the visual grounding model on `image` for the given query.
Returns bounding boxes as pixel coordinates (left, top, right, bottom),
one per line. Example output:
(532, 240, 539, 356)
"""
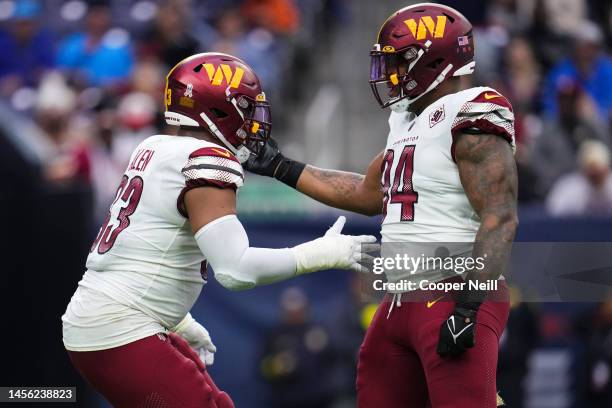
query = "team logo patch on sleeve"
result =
(429, 104, 445, 128)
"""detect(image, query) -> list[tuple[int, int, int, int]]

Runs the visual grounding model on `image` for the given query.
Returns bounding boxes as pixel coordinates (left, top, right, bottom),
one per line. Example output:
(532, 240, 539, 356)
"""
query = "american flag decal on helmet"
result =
(458, 36, 469, 46)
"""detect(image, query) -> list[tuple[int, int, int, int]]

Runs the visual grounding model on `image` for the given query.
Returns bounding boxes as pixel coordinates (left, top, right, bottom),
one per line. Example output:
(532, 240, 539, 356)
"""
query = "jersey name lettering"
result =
(129, 149, 155, 172)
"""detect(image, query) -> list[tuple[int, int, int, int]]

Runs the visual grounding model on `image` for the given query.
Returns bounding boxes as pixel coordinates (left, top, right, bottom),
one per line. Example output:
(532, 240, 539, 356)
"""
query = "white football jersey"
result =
(62, 135, 243, 351)
(380, 87, 515, 285)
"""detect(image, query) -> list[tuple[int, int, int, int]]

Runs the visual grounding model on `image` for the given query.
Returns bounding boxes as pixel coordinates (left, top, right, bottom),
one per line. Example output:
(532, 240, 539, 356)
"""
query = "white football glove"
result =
(291, 216, 378, 274)
(171, 313, 217, 366)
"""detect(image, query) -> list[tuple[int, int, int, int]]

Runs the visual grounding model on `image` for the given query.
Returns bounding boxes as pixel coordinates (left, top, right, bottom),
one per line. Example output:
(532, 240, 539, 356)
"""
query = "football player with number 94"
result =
(62, 53, 377, 408)
(246, 3, 518, 407)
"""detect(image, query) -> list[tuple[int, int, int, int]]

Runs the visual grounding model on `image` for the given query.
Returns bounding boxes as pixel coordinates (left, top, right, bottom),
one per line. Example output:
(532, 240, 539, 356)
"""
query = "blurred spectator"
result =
(541, 20, 612, 121)
(86, 92, 156, 222)
(212, 9, 282, 93)
(499, 37, 543, 201)
(0, 0, 55, 96)
(139, 0, 200, 69)
(35, 72, 75, 143)
(472, 26, 507, 85)
(191, 0, 243, 21)
(259, 287, 336, 408)
(83, 98, 116, 222)
(130, 60, 166, 128)
(524, 0, 570, 70)
(531, 78, 609, 194)
(113, 92, 156, 164)
(242, 0, 300, 35)
(211, 8, 245, 52)
(473, 1, 538, 85)
(501, 37, 541, 116)
(130, 59, 165, 102)
(56, 0, 134, 86)
(546, 140, 612, 216)
(486, 0, 532, 34)
(541, 0, 588, 38)
(34, 72, 89, 184)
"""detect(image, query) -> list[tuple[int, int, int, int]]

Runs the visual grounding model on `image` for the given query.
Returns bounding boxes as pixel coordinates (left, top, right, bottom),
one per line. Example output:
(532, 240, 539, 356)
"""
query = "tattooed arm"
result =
(243, 139, 383, 215)
(295, 153, 384, 216)
(436, 132, 518, 358)
(455, 132, 518, 286)
(244, 137, 384, 216)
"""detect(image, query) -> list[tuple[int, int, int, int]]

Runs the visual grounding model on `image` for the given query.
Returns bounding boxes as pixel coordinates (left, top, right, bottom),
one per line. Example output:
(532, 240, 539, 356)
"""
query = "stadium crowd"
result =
(0, 0, 344, 222)
(0, 0, 611, 407)
(1, 0, 612, 218)
(0, 0, 611, 221)
(455, 0, 612, 216)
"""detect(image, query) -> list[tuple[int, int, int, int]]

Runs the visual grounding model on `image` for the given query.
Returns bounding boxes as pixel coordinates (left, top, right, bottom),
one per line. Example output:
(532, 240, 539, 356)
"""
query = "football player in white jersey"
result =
(246, 4, 518, 407)
(62, 53, 376, 408)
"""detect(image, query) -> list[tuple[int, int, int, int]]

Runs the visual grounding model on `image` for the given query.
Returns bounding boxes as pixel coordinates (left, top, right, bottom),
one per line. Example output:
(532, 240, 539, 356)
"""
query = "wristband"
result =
(171, 313, 195, 333)
(273, 157, 306, 188)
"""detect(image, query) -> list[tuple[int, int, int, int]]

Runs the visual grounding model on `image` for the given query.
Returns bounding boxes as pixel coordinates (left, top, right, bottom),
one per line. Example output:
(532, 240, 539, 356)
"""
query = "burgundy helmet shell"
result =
(164, 53, 271, 162)
(370, 3, 475, 110)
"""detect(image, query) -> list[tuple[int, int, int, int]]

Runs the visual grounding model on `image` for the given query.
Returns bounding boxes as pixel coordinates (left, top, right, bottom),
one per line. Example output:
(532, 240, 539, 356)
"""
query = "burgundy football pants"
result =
(68, 333, 233, 408)
(356, 283, 509, 408)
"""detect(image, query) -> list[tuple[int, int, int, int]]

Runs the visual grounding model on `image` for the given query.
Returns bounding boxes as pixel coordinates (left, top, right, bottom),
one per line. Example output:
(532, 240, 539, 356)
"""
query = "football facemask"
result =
(228, 92, 272, 159)
(369, 43, 430, 110)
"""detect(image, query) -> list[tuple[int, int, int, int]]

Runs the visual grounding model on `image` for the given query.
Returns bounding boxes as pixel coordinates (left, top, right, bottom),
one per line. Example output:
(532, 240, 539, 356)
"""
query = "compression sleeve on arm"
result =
(194, 215, 297, 291)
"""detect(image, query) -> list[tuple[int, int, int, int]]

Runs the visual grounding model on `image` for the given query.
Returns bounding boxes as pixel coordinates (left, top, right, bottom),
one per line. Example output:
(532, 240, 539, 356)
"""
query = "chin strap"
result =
(391, 63, 454, 112)
(407, 40, 432, 73)
(199, 112, 251, 163)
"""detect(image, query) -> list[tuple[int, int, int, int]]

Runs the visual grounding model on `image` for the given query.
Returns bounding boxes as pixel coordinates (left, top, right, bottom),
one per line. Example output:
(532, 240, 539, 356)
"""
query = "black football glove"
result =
(244, 137, 283, 177)
(436, 301, 480, 358)
(244, 137, 305, 188)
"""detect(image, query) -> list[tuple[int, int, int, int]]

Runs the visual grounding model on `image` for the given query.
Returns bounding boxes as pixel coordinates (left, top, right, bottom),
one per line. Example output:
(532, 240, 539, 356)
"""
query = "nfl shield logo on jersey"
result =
(429, 105, 445, 128)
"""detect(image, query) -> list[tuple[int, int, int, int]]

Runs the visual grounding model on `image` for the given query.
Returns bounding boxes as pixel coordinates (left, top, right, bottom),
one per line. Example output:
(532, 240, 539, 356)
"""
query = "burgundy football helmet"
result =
(164, 53, 271, 163)
(370, 3, 475, 111)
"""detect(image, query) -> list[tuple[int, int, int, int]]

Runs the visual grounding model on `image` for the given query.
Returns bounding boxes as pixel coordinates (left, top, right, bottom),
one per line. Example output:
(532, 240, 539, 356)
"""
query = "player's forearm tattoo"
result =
(303, 165, 366, 198)
(297, 162, 383, 216)
(455, 133, 518, 291)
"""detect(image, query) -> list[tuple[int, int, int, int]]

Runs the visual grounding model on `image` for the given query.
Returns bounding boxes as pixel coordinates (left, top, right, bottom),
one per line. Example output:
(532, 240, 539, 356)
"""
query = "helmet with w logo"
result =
(370, 3, 475, 111)
(164, 53, 271, 163)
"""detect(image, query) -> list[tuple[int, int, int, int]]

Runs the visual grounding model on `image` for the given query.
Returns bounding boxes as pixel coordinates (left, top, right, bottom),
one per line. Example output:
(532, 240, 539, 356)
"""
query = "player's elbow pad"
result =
(194, 215, 297, 291)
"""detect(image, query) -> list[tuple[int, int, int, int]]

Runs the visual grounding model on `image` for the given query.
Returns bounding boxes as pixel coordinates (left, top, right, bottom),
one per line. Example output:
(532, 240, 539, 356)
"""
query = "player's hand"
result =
(244, 137, 306, 188)
(436, 303, 480, 358)
(292, 216, 379, 274)
(244, 137, 283, 177)
(172, 314, 217, 366)
(323, 216, 379, 273)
